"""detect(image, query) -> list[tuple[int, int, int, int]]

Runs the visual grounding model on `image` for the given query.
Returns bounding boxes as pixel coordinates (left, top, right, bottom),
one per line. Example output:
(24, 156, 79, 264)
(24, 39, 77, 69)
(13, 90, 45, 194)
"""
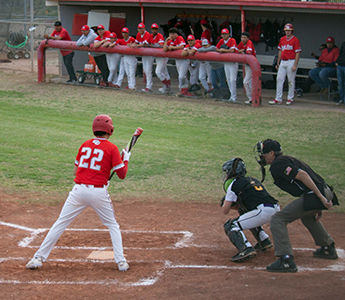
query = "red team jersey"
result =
(216, 38, 238, 52)
(237, 40, 256, 57)
(184, 41, 202, 51)
(278, 36, 302, 60)
(74, 138, 124, 186)
(117, 36, 136, 45)
(318, 47, 340, 64)
(51, 28, 72, 56)
(147, 33, 165, 47)
(135, 31, 150, 44)
(167, 36, 186, 47)
(201, 29, 212, 44)
(95, 31, 111, 42)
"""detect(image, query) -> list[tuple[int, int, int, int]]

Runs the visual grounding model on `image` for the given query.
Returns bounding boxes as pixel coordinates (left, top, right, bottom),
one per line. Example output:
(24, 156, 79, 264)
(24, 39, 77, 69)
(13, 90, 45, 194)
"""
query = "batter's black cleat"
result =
(231, 247, 257, 262)
(267, 255, 298, 273)
(254, 238, 273, 252)
(313, 242, 338, 260)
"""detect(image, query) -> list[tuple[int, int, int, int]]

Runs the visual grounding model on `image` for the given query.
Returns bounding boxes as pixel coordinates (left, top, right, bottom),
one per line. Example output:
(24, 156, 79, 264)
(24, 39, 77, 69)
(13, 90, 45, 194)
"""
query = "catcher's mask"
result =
(222, 158, 246, 192)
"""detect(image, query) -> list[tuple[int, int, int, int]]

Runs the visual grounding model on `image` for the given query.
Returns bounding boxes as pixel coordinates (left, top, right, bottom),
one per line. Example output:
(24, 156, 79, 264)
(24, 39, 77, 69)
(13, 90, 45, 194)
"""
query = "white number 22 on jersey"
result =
(79, 147, 104, 171)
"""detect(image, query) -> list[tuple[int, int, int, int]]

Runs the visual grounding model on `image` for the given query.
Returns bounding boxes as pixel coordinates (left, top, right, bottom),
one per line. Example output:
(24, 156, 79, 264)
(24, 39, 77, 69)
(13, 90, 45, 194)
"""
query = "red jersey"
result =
(51, 27, 72, 56)
(278, 35, 301, 60)
(237, 40, 256, 57)
(147, 33, 165, 47)
(167, 35, 186, 48)
(74, 138, 124, 186)
(117, 36, 136, 45)
(201, 28, 212, 44)
(319, 46, 340, 64)
(95, 31, 111, 42)
(135, 31, 150, 44)
(184, 41, 202, 51)
(216, 38, 237, 52)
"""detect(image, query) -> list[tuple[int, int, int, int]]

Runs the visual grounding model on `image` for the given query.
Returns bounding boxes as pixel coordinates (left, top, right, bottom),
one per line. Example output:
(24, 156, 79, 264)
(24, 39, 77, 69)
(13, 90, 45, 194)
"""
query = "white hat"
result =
(202, 39, 209, 46)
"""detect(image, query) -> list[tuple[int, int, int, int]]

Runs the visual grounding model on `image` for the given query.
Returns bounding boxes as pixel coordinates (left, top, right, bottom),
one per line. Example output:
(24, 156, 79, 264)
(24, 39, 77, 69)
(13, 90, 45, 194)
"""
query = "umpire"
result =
(254, 139, 339, 273)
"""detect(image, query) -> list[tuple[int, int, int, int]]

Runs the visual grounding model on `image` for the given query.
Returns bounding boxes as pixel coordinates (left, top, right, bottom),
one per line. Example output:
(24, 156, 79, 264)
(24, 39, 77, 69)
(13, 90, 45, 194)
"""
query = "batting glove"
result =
(122, 149, 131, 162)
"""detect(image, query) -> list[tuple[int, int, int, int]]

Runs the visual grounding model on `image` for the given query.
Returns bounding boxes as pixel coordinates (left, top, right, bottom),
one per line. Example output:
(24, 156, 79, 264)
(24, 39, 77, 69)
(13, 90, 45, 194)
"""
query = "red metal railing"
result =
(37, 40, 262, 106)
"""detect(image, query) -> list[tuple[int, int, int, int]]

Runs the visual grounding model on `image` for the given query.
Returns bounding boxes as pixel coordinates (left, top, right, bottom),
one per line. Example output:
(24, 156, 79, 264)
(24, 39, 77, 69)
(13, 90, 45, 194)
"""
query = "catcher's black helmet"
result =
(222, 158, 247, 181)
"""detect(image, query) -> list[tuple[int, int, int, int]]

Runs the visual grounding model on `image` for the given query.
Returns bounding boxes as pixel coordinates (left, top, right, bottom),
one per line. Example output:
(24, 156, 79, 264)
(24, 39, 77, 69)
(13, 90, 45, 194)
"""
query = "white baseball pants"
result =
(243, 64, 252, 101)
(115, 56, 125, 87)
(275, 59, 297, 102)
(176, 59, 190, 89)
(199, 61, 212, 91)
(142, 56, 154, 90)
(224, 62, 238, 101)
(155, 57, 170, 82)
(124, 55, 137, 89)
(34, 184, 127, 264)
(106, 53, 121, 84)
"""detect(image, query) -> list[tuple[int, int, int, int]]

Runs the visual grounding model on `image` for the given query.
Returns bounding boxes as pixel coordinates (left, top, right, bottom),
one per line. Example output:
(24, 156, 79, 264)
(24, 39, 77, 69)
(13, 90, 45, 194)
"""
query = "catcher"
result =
(221, 158, 280, 262)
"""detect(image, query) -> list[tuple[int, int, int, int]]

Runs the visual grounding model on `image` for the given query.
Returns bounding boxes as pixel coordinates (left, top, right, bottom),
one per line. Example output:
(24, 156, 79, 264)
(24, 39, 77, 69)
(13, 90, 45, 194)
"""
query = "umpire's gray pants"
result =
(270, 186, 334, 257)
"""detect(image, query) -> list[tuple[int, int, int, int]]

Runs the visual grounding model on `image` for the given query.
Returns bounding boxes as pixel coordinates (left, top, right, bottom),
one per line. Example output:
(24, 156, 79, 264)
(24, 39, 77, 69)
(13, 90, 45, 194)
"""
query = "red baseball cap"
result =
(187, 34, 195, 41)
(138, 23, 145, 29)
(97, 24, 105, 30)
(81, 25, 89, 31)
(109, 32, 117, 38)
(327, 37, 335, 43)
(151, 23, 159, 29)
(200, 19, 208, 25)
(122, 27, 129, 33)
(221, 28, 229, 34)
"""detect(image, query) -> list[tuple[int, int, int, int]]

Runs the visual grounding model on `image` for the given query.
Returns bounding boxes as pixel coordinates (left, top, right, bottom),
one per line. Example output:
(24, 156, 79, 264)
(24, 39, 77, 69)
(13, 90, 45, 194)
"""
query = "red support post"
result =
(37, 40, 262, 106)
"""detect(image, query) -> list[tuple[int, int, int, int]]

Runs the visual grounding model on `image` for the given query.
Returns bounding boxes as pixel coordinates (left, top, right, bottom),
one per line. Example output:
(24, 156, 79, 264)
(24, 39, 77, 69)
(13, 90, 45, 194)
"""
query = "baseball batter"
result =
(26, 115, 131, 272)
(216, 28, 239, 102)
(269, 23, 301, 106)
(237, 31, 256, 104)
(221, 158, 280, 262)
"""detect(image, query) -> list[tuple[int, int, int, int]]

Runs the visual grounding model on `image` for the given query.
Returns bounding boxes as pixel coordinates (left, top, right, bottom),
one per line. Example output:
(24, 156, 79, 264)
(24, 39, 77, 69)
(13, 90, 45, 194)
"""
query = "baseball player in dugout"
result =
(269, 23, 301, 106)
(254, 139, 339, 273)
(26, 115, 131, 272)
(221, 158, 280, 263)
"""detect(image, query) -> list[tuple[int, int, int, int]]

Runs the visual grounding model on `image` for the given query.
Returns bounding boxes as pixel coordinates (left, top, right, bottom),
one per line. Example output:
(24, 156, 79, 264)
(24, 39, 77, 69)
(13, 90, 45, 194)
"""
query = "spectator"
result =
(163, 27, 189, 96)
(102, 33, 122, 88)
(237, 31, 256, 104)
(335, 39, 345, 106)
(309, 37, 339, 96)
(44, 21, 77, 83)
(93, 25, 111, 87)
(216, 28, 239, 103)
(269, 23, 301, 106)
(129, 23, 153, 93)
(117, 27, 137, 91)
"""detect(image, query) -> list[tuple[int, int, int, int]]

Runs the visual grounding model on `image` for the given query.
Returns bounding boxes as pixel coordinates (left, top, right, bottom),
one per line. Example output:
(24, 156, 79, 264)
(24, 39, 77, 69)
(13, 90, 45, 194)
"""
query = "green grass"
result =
(0, 72, 344, 211)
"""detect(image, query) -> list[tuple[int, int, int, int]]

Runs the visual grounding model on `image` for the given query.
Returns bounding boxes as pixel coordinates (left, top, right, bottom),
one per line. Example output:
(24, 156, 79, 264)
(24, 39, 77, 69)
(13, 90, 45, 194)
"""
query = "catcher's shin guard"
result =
(224, 219, 247, 253)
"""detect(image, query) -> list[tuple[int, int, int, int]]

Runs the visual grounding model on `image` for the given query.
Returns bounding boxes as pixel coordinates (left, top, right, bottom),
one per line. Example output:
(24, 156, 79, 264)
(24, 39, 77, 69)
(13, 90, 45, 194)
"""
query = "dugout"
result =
(46, 0, 345, 82)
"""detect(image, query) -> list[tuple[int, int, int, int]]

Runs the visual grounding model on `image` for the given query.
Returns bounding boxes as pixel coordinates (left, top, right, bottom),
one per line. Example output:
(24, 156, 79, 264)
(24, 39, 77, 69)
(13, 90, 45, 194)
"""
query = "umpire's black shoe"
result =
(267, 255, 298, 273)
(254, 238, 273, 252)
(231, 247, 257, 263)
(313, 242, 338, 260)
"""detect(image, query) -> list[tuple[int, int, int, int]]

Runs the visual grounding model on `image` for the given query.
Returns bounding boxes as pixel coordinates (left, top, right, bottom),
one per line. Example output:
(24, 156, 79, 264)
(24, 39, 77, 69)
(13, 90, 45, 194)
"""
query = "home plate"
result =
(87, 251, 114, 260)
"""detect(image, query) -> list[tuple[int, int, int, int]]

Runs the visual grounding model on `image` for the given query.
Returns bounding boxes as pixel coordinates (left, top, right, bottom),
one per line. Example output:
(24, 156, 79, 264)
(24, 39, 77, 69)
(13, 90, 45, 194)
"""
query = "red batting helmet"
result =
(284, 23, 294, 33)
(92, 115, 114, 136)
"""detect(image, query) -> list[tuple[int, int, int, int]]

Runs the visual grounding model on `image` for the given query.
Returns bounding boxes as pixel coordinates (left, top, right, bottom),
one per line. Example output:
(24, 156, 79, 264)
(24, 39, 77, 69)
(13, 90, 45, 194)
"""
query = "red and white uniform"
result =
(168, 36, 187, 89)
(94, 30, 111, 43)
(118, 37, 137, 89)
(201, 28, 212, 44)
(276, 35, 302, 102)
(136, 31, 154, 90)
(237, 40, 256, 101)
(105, 39, 123, 84)
(148, 33, 170, 83)
(51, 27, 73, 56)
(32, 137, 128, 264)
(185, 41, 202, 86)
(216, 38, 239, 101)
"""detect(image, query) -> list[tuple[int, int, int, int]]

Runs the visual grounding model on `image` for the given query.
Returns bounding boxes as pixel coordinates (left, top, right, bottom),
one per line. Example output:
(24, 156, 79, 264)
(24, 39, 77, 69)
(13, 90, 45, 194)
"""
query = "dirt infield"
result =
(0, 192, 344, 300)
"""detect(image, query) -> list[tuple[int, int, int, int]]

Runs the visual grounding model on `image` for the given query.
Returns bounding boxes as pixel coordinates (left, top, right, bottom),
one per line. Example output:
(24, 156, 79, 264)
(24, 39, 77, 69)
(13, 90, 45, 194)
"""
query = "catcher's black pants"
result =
(94, 54, 110, 82)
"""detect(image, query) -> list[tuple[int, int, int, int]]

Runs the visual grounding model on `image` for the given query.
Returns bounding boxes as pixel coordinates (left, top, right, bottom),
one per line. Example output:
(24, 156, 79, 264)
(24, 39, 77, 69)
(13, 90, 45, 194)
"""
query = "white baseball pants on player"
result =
(155, 57, 170, 82)
(231, 203, 280, 248)
(106, 53, 121, 84)
(142, 56, 154, 90)
(115, 56, 125, 87)
(124, 55, 137, 89)
(224, 62, 239, 101)
(199, 61, 212, 91)
(275, 59, 297, 102)
(33, 184, 127, 264)
(189, 61, 200, 86)
(176, 59, 190, 89)
(243, 64, 252, 101)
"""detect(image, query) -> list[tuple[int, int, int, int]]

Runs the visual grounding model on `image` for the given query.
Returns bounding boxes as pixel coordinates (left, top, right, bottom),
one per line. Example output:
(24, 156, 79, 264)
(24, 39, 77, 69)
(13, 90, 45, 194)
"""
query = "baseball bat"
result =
(109, 127, 143, 181)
